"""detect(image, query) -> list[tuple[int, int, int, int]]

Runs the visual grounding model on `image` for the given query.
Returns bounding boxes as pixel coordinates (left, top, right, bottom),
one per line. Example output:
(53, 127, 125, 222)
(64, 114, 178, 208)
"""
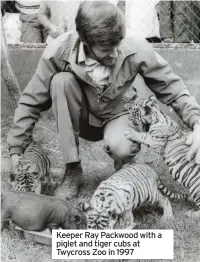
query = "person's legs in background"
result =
(19, 13, 44, 43)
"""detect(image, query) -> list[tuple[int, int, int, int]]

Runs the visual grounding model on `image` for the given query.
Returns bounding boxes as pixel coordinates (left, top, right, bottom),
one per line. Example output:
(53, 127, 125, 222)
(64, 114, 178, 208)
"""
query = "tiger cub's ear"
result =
(142, 96, 158, 124)
(149, 95, 157, 103)
(78, 202, 91, 212)
(146, 96, 158, 109)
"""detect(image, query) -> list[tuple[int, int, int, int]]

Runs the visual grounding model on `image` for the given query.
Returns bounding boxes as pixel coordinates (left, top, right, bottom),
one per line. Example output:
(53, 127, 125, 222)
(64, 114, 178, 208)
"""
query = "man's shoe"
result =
(55, 162, 84, 200)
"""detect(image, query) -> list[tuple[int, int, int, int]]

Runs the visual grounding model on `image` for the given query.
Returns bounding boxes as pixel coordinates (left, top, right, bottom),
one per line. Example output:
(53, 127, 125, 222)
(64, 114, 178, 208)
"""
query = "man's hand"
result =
(185, 124, 200, 164)
(49, 24, 62, 38)
(11, 154, 21, 170)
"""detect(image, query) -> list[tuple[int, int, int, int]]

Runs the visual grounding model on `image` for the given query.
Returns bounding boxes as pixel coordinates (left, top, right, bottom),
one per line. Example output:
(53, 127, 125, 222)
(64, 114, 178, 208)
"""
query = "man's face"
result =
(89, 44, 119, 67)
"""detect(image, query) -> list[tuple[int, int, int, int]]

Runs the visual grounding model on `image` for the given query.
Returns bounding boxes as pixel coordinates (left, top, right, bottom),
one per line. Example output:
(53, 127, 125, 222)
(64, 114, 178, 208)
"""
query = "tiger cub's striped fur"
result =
(10, 141, 51, 194)
(81, 164, 186, 229)
(125, 95, 200, 217)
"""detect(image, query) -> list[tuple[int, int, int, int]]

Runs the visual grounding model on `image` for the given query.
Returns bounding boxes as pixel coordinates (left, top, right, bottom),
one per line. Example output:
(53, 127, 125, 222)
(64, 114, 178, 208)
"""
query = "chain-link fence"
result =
(1, 0, 200, 44)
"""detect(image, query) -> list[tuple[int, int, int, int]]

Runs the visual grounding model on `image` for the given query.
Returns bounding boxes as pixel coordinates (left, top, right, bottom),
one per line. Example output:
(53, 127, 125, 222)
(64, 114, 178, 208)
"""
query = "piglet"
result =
(1, 190, 87, 232)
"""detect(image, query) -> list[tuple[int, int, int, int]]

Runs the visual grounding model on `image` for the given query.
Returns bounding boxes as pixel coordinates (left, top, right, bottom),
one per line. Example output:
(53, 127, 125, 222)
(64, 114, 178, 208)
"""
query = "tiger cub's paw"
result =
(124, 129, 137, 141)
(160, 215, 174, 226)
(186, 196, 194, 204)
(185, 210, 200, 219)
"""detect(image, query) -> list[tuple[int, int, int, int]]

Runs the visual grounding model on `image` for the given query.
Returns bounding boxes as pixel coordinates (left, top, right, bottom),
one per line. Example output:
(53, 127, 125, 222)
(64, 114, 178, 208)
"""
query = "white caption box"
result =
(52, 229, 173, 259)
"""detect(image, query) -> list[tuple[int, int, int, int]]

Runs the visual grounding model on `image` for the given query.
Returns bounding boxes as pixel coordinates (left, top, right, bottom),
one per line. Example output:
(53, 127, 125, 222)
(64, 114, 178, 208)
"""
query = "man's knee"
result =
(50, 72, 79, 96)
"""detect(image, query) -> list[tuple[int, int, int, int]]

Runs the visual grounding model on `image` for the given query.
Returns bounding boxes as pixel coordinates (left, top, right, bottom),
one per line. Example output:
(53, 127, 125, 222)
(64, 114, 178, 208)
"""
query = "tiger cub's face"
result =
(80, 203, 136, 230)
(9, 160, 42, 194)
(126, 96, 159, 130)
(83, 208, 116, 229)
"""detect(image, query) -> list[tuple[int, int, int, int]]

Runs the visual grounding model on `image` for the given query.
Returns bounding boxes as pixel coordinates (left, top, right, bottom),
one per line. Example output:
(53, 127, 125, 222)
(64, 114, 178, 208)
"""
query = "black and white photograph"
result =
(1, 0, 200, 261)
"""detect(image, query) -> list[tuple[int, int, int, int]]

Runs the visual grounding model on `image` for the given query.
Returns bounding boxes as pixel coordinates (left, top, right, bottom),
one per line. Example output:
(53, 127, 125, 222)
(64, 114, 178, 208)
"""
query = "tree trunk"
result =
(1, 12, 21, 109)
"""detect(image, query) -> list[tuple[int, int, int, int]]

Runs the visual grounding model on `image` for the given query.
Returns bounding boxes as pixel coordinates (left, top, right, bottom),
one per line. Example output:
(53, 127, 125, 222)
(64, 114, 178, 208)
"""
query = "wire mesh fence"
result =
(1, 0, 200, 44)
(159, 0, 200, 43)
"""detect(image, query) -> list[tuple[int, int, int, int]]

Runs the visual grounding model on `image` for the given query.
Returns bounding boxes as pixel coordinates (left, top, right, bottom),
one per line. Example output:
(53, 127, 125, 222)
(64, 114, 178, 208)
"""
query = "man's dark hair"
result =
(75, 1, 126, 47)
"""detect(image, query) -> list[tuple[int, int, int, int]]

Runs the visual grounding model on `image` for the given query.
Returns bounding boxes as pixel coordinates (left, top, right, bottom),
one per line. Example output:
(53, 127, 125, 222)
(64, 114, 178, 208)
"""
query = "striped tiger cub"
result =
(81, 164, 187, 229)
(9, 141, 51, 194)
(124, 95, 200, 218)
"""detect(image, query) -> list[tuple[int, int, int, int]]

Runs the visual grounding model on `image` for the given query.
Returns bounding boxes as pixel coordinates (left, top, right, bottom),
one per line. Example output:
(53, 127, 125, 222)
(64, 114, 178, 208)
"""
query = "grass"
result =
(1, 113, 200, 262)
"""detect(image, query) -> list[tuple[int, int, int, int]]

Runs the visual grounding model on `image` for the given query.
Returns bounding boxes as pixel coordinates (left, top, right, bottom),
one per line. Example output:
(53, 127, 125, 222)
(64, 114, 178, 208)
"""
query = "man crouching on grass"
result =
(8, 1, 200, 200)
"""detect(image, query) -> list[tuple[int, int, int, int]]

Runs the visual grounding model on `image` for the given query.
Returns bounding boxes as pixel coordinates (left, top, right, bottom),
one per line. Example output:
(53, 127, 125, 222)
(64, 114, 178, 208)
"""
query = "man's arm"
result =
(130, 39, 200, 163)
(38, 1, 62, 38)
(131, 40, 200, 129)
(7, 41, 60, 157)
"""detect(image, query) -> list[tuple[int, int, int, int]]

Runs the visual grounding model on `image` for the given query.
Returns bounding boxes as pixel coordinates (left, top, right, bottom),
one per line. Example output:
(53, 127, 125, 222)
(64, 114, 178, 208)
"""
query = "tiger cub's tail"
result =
(158, 179, 188, 201)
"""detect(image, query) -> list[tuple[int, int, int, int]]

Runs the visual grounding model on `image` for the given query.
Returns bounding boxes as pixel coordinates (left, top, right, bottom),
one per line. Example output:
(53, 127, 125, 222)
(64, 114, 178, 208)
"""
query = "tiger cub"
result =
(124, 95, 200, 218)
(9, 141, 51, 194)
(81, 164, 187, 229)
